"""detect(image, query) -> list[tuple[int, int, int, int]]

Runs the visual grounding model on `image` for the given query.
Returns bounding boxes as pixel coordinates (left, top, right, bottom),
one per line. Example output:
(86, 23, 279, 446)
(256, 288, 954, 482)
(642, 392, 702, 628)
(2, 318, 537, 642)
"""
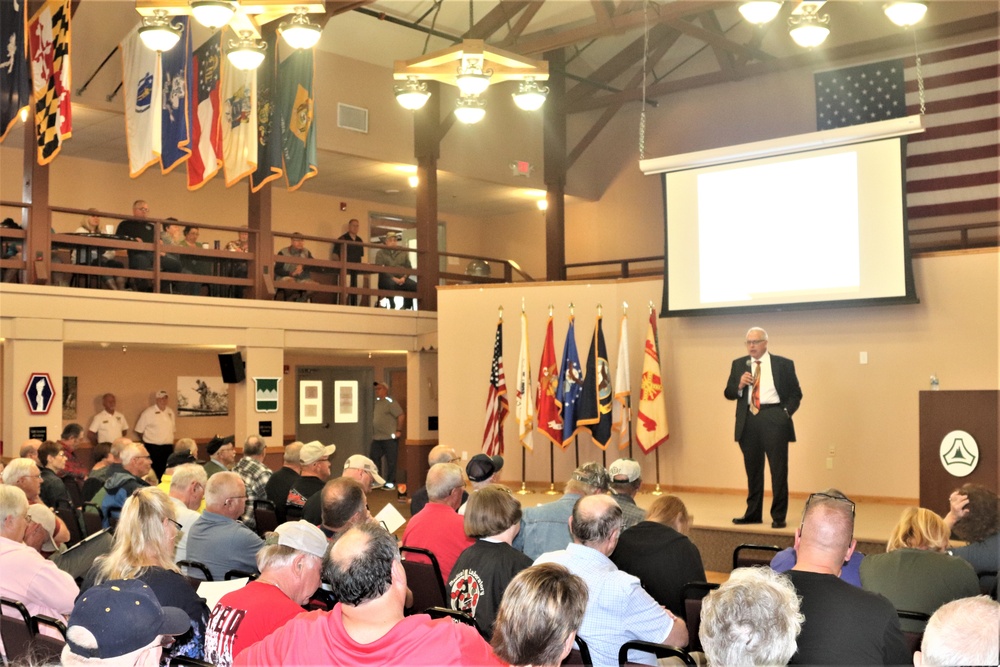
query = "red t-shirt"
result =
(401, 502, 475, 583)
(204, 580, 305, 667)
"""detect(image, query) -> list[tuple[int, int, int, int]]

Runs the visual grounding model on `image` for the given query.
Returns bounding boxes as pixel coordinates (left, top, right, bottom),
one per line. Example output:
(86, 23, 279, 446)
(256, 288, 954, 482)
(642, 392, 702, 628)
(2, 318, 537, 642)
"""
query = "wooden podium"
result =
(919, 390, 998, 513)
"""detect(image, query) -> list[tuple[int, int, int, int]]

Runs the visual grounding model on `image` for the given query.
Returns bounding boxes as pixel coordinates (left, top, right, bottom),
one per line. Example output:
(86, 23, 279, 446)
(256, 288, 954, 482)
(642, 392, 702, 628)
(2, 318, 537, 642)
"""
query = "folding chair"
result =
(399, 546, 447, 614)
(54, 499, 84, 547)
(81, 502, 104, 537)
(425, 606, 486, 638)
(177, 560, 213, 582)
(618, 640, 695, 666)
(562, 634, 593, 666)
(224, 570, 257, 581)
(732, 543, 783, 570)
(31, 615, 68, 664)
(0, 598, 34, 665)
(681, 581, 719, 653)
(897, 609, 930, 656)
(253, 499, 279, 536)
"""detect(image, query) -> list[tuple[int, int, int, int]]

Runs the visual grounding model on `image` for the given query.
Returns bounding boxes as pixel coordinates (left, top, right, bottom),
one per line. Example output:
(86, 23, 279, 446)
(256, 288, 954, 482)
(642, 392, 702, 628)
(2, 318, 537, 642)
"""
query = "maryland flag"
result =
(0, 0, 31, 142)
(514, 311, 534, 451)
(577, 315, 613, 449)
(27, 0, 71, 164)
(636, 308, 669, 453)
(536, 315, 563, 448)
(612, 314, 632, 450)
(482, 320, 509, 457)
(555, 316, 585, 447)
(278, 47, 317, 190)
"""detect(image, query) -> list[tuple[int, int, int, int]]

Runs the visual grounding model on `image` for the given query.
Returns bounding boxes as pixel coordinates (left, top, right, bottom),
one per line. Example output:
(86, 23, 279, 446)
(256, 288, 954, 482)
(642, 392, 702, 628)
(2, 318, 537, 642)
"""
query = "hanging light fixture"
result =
(455, 59, 492, 96)
(738, 1, 783, 25)
(138, 9, 183, 52)
(227, 30, 266, 70)
(454, 95, 486, 124)
(512, 78, 548, 111)
(788, 4, 830, 48)
(190, 0, 237, 29)
(279, 6, 322, 49)
(883, 2, 927, 27)
(408, 175, 419, 188)
(394, 77, 431, 110)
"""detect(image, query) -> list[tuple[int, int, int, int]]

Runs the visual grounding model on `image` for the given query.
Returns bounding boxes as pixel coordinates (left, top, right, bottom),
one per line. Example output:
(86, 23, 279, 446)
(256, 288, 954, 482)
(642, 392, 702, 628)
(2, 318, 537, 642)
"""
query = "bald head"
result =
(321, 477, 368, 532)
(794, 491, 856, 574)
(570, 495, 622, 554)
(427, 445, 457, 466)
(205, 472, 246, 518)
(325, 522, 401, 607)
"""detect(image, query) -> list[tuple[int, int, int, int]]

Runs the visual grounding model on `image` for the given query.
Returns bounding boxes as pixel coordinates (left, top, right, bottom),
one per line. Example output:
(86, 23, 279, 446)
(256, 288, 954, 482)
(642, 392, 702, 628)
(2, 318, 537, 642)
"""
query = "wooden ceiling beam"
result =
(698, 10, 737, 75)
(505, 1, 544, 42)
(664, 15, 774, 63)
(591, 0, 613, 28)
(463, 1, 534, 40)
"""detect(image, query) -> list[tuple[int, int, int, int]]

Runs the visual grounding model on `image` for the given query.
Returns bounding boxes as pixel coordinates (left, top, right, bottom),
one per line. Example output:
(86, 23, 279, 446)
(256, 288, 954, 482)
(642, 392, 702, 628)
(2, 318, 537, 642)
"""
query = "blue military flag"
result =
(0, 0, 31, 142)
(160, 16, 190, 173)
(555, 316, 585, 447)
(577, 315, 613, 449)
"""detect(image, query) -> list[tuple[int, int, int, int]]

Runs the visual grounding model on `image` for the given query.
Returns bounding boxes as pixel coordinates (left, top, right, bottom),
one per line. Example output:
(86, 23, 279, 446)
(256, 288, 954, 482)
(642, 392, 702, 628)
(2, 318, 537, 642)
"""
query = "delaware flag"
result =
(250, 24, 282, 192)
(636, 309, 669, 453)
(121, 23, 161, 177)
(27, 0, 71, 165)
(515, 311, 534, 451)
(0, 0, 30, 142)
(555, 316, 585, 447)
(577, 315, 613, 449)
(536, 315, 563, 448)
(482, 320, 509, 457)
(612, 314, 632, 450)
(187, 33, 222, 190)
(278, 48, 317, 190)
(160, 16, 190, 173)
(221, 36, 257, 186)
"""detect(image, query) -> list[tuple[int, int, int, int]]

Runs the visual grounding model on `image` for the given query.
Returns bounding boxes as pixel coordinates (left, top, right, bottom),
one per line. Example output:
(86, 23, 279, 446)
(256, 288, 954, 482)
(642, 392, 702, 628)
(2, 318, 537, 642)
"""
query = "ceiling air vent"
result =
(338, 103, 368, 134)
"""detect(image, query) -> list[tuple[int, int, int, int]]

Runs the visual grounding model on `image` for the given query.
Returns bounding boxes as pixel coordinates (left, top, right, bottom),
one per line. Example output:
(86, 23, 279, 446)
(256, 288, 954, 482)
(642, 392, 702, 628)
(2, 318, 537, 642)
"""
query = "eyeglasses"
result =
(746, 339, 766, 346)
(226, 496, 248, 505)
(166, 518, 182, 531)
(805, 492, 856, 516)
(137, 207, 150, 212)
(136, 455, 152, 460)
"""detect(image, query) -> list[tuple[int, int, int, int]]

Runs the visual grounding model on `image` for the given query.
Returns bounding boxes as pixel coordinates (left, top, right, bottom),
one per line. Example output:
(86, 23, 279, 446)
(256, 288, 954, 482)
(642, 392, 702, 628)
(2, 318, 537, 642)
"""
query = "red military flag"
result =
(636, 308, 668, 453)
(536, 315, 563, 448)
(187, 33, 223, 190)
(482, 320, 509, 456)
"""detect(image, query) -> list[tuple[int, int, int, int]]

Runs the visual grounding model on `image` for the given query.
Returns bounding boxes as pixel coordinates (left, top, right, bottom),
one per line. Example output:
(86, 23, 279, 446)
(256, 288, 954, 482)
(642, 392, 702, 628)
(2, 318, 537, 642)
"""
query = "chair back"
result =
(897, 609, 930, 656)
(732, 543, 782, 569)
(31, 615, 67, 665)
(54, 499, 84, 547)
(0, 598, 34, 665)
(81, 477, 104, 502)
(224, 570, 257, 581)
(399, 546, 446, 614)
(425, 607, 485, 638)
(81, 502, 104, 537)
(681, 581, 719, 653)
(62, 476, 85, 509)
(177, 560, 214, 581)
(285, 504, 304, 522)
(253, 499, 278, 536)
(618, 640, 695, 667)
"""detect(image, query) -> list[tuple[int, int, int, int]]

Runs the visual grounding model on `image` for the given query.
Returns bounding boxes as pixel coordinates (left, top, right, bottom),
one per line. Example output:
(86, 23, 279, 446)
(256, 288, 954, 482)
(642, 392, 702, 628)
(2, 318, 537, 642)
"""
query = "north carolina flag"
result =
(221, 34, 257, 186)
(27, 0, 71, 164)
(278, 47, 317, 190)
(121, 23, 161, 177)
(160, 16, 191, 173)
(187, 33, 222, 190)
(636, 309, 669, 453)
(482, 320, 509, 457)
(536, 315, 563, 448)
(515, 311, 534, 451)
(0, 0, 30, 142)
(612, 314, 632, 450)
(578, 315, 613, 449)
(555, 316, 585, 447)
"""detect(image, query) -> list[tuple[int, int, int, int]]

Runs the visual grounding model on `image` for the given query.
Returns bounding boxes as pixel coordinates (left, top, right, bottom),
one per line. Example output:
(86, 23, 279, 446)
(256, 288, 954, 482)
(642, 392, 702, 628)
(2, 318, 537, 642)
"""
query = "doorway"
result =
(295, 366, 375, 473)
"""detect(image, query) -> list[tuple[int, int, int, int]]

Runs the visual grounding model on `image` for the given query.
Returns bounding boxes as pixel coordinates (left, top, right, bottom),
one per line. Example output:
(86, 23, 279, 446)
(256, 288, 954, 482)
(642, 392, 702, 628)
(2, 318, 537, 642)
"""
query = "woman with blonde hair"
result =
(80, 486, 208, 659)
(859, 507, 979, 631)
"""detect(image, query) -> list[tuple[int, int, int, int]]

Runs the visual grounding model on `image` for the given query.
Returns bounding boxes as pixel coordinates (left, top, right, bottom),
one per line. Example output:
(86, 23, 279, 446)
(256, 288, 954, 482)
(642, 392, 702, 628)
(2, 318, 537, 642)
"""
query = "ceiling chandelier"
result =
(138, 10, 184, 52)
(393, 39, 549, 124)
(788, 4, 830, 48)
(883, 2, 928, 27)
(738, 1, 928, 48)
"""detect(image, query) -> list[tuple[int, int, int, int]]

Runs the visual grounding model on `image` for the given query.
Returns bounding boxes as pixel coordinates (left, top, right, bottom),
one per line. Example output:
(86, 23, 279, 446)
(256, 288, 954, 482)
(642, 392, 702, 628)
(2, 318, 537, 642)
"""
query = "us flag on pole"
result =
(482, 320, 509, 456)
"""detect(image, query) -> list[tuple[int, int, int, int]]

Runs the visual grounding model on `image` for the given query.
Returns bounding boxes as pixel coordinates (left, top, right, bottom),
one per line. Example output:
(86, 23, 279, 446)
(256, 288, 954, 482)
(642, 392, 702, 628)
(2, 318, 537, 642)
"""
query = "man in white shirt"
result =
(135, 390, 176, 478)
(168, 463, 207, 563)
(87, 393, 129, 445)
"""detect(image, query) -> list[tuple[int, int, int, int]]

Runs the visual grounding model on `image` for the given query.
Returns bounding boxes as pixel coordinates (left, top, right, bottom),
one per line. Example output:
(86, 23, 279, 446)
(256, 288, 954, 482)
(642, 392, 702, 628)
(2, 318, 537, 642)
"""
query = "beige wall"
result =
(437, 250, 999, 502)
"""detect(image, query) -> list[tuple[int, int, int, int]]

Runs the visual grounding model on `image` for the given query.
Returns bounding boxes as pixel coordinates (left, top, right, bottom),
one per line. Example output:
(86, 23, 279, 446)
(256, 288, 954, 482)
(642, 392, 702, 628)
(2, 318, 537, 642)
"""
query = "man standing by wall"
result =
(370, 382, 404, 490)
(724, 327, 802, 529)
(333, 218, 364, 306)
(88, 393, 129, 445)
(135, 390, 175, 479)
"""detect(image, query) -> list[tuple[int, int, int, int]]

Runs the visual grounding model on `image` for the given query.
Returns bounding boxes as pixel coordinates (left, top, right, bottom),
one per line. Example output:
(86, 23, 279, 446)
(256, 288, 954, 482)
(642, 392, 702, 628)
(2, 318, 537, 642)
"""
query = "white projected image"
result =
(697, 152, 860, 303)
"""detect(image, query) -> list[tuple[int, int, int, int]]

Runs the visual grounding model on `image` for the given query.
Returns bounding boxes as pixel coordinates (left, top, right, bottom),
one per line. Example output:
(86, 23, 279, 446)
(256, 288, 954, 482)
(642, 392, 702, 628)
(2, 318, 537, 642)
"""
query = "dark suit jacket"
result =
(724, 353, 802, 442)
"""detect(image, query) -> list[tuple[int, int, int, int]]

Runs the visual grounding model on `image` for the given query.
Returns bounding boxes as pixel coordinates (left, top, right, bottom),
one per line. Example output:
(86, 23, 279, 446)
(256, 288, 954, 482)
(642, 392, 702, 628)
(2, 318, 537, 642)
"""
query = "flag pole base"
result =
(652, 483, 664, 496)
(545, 483, 559, 496)
(516, 482, 529, 496)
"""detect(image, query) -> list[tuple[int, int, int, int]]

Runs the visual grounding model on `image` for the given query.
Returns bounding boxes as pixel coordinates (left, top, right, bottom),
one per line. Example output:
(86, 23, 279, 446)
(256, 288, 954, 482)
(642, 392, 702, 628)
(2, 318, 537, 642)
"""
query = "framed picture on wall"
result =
(63, 376, 78, 419)
(177, 377, 229, 417)
(300, 380, 322, 424)
(334, 380, 358, 423)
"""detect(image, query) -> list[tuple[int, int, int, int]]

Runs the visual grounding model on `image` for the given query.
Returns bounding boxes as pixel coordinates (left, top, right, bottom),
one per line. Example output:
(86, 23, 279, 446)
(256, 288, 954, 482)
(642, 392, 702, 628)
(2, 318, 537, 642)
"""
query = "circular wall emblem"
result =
(938, 430, 979, 477)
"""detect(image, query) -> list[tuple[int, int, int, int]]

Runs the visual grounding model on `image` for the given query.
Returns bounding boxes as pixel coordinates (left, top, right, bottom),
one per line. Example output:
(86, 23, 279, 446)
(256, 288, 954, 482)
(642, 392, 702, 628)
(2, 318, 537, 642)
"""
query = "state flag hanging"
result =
(160, 16, 191, 173)
(536, 315, 563, 448)
(0, 0, 31, 142)
(636, 308, 669, 453)
(27, 0, 72, 165)
(121, 23, 161, 177)
(555, 316, 585, 447)
(221, 28, 257, 186)
(250, 23, 282, 191)
(612, 313, 632, 450)
(515, 311, 534, 451)
(482, 320, 508, 457)
(278, 47, 317, 190)
(187, 32, 223, 190)
(577, 315, 613, 449)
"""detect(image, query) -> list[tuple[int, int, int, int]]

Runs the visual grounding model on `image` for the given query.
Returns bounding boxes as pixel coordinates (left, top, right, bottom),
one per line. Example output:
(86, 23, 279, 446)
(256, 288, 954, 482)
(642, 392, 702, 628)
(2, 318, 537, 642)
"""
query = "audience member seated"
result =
(607, 458, 647, 530)
(275, 232, 314, 302)
(187, 472, 264, 580)
(234, 522, 501, 666)
(700, 566, 803, 667)
(786, 489, 909, 665)
(860, 507, 979, 631)
(341, 454, 386, 493)
(61, 579, 191, 667)
(58, 423, 91, 478)
(234, 435, 271, 532)
(770, 544, 865, 586)
(490, 563, 588, 667)
(38, 439, 74, 509)
(2, 457, 71, 548)
(81, 487, 209, 660)
(449, 484, 532, 637)
(944, 483, 999, 595)
(203, 434, 237, 477)
(116, 200, 155, 290)
(72, 210, 125, 290)
(167, 463, 208, 563)
(179, 225, 210, 294)
(303, 455, 382, 526)
(460, 454, 503, 514)
(401, 462, 475, 584)
(610, 494, 706, 617)
(515, 461, 610, 560)
(19, 438, 41, 463)
(83, 440, 124, 501)
(264, 442, 302, 523)
(98, 443, 152, 528)
(205, 521, 327, 667)
(157, 438, 199, 495)
(24, 503, 63, 557)
(914, 595, 1000, 667)
(535, 495, 688, 667)
(410, 445, 462, 516)
(287, 441, 336, 513)
(375, 233, 417, 309)
(224, 228, 250, 297)
(0, 486, 78, 625)
(309, 476, 371, 541)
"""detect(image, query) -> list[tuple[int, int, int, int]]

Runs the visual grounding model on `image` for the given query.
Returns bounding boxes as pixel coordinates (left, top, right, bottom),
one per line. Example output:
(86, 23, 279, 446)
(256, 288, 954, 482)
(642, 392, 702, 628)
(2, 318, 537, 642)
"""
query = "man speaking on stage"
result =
(724, 327, 802, 529)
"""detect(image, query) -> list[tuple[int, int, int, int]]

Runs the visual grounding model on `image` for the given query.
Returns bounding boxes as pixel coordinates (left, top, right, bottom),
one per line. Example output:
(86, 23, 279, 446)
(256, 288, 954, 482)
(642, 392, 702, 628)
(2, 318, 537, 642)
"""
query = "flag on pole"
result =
(515, 311, 534, 451)
(555, 316, 585, 447)
(250, 23, 282, 192)
(536, 315, 563, 448)
(27, 0, 72, 165)
(0, 0, 31, 142)
(482, 320, 509, 457)
(612, 314, 632, 450)
(187, 32, 223, 190)
(121, 23, 161, 177)
(577, 315, 613, 449)
(160, 16, 190, 173)
(278, 47, 317, 190)
(221, 34, 257, 186)
(636, 308, 669, 453)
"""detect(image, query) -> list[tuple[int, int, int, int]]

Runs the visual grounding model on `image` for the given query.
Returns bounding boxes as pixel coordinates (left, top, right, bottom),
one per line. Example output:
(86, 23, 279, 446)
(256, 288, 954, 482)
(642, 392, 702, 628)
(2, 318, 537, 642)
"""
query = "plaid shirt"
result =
(234, 457, 272, 531)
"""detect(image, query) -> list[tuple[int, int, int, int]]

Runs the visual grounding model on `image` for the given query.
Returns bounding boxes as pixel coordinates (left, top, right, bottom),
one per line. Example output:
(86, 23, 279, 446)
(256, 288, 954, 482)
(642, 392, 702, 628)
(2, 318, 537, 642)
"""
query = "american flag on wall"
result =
(482, 319, 509, 457)
(815, 39, 999, 231)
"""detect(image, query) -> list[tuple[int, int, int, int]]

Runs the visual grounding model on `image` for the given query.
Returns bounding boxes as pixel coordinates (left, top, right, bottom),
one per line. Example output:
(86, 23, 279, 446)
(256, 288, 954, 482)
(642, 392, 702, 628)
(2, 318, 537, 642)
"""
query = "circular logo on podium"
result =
(939, 430, 979, 477)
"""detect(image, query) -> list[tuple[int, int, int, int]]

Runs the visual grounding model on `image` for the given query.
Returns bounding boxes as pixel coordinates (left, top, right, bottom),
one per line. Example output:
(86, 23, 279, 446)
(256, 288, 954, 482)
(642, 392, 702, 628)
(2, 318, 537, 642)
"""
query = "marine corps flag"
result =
(612, 314, 632, 450)
(278, 47, 317, 190)
(636, 308, 669, 453)
(121, 23, 161, 177)
(482, 319, 509, 457)
(536, 315, 563, 448)
(577, 315, 613, 449)
(0, 0, 30, 142)
(555, 316, 585, 447)
(27, 0, 72, 164)
(515, 311, 534, 451)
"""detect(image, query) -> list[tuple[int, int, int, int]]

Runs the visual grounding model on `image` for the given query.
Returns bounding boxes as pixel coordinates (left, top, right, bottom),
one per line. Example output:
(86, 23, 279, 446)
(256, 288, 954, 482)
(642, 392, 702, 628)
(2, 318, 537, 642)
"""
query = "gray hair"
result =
(570, 495, 622, 545)
(427, 445, 457, 466)
(746, 327, 768, 341)
(700, 567, 803, 667)
(0, 485, 29, 528)
(170, 463, 207, 492)
(920, 596, 1000, 666)
(426, 463, 464, 501)
(174, 438, 197, 455)
(204, 471, 243, 506)
(2, 458, 39, 486)
(256, 543, 320, 573)
(244, 436, 266, 457)
(120, 443, 147, 466)
(284, 442, 303, 465)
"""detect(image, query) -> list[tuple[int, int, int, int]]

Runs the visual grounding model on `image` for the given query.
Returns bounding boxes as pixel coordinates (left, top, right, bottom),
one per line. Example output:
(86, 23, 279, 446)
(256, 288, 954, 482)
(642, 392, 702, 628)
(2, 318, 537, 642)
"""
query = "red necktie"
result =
(750, 361, 761, 415)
